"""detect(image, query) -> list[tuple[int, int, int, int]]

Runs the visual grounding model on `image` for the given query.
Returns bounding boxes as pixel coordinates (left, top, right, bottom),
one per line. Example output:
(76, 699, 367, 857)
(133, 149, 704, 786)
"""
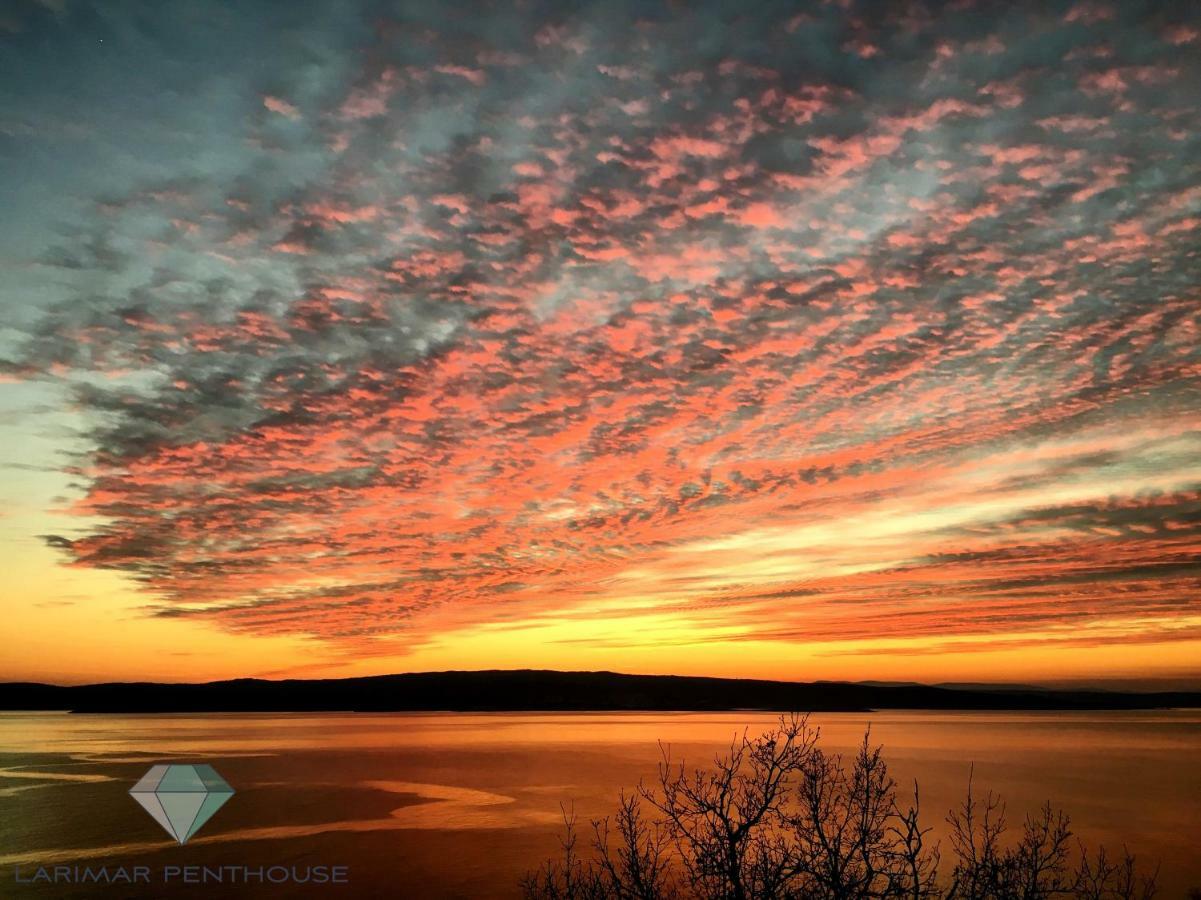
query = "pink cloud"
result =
(263, 95, 300, 120)
(649, 134, 729, 161)
(735, 202, 785, 229)
(339, 67, 399, 120)
(433, 64, 486, 86)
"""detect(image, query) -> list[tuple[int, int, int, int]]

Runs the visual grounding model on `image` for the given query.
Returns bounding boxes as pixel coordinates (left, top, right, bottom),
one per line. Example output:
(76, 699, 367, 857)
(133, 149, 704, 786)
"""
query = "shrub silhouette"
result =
(522, 715, 1158, 900)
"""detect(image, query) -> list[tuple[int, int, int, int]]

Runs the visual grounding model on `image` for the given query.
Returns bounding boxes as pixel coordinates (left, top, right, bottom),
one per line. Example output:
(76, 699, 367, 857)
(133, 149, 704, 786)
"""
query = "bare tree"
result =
(1072, 844, 1158, 900)
(594, 792, 681, 900)
(648, 714, 819, 899)
(890, 783, 941, 900)
(522, 717, 1158, 900)
(944, 771, 1013, 900)
(521, 796, 681, 900)
(521, 804, 604, 900)
(945, 791, 1074, 900)
(789, 731, 927, 898)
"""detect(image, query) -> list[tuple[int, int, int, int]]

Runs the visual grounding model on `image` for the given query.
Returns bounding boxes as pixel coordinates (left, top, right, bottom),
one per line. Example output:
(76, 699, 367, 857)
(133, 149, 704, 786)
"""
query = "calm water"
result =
(1, 710, 1198, 898)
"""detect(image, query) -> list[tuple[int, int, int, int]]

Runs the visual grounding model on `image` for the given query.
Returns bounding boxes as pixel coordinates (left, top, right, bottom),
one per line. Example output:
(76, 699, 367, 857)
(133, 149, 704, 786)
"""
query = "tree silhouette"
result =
(522, 715, 1158, 900)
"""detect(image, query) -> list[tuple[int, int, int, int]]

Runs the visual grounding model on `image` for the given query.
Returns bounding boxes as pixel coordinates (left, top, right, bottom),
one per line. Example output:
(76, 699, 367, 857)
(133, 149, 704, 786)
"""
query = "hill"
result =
(2, 669, 1198, 713)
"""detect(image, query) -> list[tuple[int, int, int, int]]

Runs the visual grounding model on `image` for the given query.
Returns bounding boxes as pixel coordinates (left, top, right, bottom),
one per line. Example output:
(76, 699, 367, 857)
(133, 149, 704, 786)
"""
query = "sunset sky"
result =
(2, 0, 1199, 687)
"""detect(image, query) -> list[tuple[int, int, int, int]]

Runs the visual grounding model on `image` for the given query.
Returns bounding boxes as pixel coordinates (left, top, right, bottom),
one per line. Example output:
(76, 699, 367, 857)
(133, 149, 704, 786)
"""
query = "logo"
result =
(129, 764, 234, 845)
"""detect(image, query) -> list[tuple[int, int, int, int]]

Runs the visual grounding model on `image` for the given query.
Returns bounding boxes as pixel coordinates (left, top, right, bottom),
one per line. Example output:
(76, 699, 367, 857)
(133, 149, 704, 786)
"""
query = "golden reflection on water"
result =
(1, 711, 1198, 895)
(0, 778, 558, 869)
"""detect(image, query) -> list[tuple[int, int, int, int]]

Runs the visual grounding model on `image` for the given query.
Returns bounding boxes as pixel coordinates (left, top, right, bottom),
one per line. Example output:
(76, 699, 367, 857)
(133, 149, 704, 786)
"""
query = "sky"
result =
(1, 0, 1199, 687)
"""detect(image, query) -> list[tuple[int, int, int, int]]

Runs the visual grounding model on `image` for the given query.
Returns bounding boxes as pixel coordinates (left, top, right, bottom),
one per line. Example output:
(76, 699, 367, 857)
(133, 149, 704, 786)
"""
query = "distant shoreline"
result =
(2, 669, 1198, 714)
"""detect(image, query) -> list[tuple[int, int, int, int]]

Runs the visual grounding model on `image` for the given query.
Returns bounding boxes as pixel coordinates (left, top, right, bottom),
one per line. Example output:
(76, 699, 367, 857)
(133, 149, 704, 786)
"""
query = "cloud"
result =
(263, 95, 301, 120)
(4, 0, 1200, 658)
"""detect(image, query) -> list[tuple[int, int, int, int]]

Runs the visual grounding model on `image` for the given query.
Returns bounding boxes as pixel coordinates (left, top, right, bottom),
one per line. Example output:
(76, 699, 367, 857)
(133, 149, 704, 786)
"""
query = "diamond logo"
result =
(129, 763, 234, 844)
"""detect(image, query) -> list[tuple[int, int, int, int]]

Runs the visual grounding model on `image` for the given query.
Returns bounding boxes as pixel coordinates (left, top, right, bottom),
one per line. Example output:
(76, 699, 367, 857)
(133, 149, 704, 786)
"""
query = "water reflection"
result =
(1, 711, 1197, 897)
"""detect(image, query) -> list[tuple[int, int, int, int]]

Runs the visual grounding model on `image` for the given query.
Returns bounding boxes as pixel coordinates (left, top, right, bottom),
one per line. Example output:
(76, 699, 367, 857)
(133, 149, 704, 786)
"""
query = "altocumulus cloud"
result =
(2, 0, 1200, 655)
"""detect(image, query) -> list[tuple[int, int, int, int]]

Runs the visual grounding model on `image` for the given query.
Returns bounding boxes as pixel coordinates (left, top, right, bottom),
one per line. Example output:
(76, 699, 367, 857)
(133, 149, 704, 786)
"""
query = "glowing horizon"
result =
(2, 0, 1200, 687)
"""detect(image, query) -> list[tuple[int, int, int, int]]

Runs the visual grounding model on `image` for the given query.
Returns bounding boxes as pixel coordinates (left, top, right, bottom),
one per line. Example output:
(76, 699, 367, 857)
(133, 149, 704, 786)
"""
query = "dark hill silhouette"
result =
(1, 669, 1198, 713)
